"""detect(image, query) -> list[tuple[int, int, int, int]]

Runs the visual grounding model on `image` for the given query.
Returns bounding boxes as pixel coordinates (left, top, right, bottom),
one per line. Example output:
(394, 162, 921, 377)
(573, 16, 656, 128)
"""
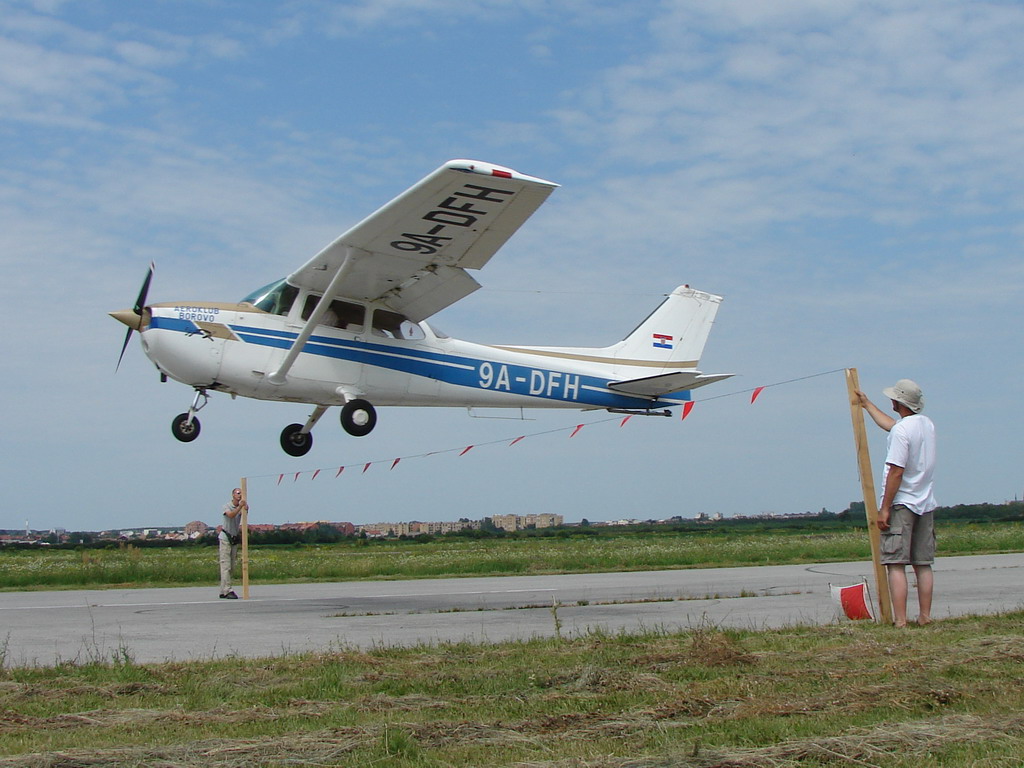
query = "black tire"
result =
(171, 413, 201, 442)
(340, 399, 377, 437)
(280, 423, 313, 457)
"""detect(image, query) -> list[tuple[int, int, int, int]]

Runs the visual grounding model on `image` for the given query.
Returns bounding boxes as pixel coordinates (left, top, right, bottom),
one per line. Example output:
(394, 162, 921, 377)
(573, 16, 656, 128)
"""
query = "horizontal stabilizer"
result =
(608, 371, 733, 398)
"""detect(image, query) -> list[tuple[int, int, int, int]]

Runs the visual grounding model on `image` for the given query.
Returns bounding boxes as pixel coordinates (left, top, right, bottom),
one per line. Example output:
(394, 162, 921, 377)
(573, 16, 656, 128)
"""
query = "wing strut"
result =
(267, 249, 363, 385)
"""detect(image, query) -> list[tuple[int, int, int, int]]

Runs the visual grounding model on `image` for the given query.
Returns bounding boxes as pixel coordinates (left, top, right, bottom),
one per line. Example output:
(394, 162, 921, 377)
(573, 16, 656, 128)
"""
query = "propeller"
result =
(112, 262, 155, 371)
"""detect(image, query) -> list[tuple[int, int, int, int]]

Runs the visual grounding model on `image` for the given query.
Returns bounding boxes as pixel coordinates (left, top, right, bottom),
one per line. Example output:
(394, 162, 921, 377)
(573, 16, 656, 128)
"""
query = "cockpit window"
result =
(371, 309, 426, 340)
(302, 295, 365, 332)
(240, 282, 438, 340)
(240, 279, 298, 316)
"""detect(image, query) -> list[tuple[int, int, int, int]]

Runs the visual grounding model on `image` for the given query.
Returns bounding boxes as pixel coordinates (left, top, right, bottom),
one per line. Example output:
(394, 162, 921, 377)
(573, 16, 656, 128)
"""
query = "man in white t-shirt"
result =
(856, 379, 937, 627)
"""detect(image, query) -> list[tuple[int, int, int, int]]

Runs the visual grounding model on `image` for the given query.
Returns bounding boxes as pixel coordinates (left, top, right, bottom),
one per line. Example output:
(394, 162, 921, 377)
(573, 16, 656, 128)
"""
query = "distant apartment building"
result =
(356, 520, 480, 537)
(489, 513, 563, 532)
(489, 514, 519, 532)
(412, 520, 481, 535)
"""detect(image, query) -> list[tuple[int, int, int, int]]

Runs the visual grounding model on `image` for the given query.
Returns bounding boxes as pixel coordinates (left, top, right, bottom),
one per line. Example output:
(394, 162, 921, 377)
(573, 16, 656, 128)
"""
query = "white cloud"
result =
(538, 1, 1024, 284)
(564, 1, 1024, 203)
(0, 3, 251, 131)
(0, 37, 132, 124)
(114, 39, 185, 69)
(301, 0, 648, 35)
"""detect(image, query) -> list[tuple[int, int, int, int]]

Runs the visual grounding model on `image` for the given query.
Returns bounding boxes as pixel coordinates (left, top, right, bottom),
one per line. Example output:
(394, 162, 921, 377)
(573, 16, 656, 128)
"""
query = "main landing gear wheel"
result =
(340, 399, 376, 437)
(171, 413, 201, 442)
(280, 423, 313, 457)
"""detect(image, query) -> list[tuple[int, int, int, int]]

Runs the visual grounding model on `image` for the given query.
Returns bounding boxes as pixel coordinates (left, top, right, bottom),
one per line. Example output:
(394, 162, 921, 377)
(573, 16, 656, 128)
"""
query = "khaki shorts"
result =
(880, 504, 935, 566)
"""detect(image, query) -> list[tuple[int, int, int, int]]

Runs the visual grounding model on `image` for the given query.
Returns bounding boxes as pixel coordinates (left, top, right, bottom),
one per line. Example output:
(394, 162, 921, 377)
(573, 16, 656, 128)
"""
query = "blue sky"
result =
(2, 0, 1021, 532)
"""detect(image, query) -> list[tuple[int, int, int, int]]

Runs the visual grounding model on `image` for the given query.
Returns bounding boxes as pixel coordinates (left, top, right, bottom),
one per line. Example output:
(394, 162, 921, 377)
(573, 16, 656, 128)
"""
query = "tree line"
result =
(6, 501, 1021, 550)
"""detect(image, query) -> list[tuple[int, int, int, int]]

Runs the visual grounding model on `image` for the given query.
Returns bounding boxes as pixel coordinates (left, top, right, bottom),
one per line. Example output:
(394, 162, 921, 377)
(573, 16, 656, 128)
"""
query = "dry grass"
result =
(555, 713, 1024, 768)
(4, 712, 1022, 768)
(2, 614, 1024, 767)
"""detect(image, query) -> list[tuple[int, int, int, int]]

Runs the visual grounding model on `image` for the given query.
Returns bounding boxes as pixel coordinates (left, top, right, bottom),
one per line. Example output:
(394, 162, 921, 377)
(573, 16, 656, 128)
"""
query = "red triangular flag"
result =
(277, 474, 284, 486)
(570, 424, 584, 438)
(681, 401, 695, 420)
(460, 445, 474, 456)
(335, 466, 345, 478)
(751, 386, 765, 404)
(390, 458, 401, 470)
(311, 469, 320, 480)
(509, 436, 525, 446)
(362, 462, 372, 473)
(293, 472, 301, 482)
(619, 415, 632, 427)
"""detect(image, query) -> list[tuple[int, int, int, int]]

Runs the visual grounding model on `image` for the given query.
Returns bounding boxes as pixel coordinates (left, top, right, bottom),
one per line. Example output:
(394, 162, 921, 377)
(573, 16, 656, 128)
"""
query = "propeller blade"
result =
(133, 262, 155, 316)
(115, 262, 155, 371)
(116, 327, 134, 372)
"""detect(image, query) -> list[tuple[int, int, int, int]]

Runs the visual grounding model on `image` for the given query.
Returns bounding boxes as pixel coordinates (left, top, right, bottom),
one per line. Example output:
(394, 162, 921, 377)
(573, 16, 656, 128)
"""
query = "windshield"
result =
(240, 279, 297, 316)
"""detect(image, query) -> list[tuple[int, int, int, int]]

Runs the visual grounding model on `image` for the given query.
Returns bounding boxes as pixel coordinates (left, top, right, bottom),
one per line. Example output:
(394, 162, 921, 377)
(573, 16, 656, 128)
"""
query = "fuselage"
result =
(137, 297, 688, 413)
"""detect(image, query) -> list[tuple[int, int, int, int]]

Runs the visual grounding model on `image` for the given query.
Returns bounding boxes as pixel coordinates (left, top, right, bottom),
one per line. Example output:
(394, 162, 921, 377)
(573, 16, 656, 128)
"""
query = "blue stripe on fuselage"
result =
(151, 317, 685, 409)
(150, 316, 201, 334)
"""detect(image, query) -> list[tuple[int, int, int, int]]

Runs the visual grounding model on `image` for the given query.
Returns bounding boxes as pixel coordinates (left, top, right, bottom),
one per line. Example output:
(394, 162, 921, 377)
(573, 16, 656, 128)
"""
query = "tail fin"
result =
(609, 285, 723, 370)
(492, 285, 730, 398)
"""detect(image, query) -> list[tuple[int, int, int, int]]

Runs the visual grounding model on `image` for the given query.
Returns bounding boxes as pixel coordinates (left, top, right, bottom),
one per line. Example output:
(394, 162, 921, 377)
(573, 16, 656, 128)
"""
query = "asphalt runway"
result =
(2, 553, 1022, 666)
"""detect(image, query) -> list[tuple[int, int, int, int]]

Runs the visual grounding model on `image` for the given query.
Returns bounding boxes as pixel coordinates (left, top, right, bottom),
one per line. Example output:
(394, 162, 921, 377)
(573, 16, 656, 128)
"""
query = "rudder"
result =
(610, 286, 723, 369)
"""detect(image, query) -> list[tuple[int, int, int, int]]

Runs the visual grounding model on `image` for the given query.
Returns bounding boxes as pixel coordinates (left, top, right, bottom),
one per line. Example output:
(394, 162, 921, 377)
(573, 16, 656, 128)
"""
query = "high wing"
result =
(288, 159, 559, 322)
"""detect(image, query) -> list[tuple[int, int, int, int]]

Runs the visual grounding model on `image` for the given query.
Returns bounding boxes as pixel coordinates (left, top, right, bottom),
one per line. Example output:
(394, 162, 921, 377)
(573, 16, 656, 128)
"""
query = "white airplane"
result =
(111, 159, 732, 456)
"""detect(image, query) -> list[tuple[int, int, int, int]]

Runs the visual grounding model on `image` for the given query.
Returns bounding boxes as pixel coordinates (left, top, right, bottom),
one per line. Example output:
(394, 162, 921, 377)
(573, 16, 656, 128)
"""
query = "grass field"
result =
(3, 521, 1023, 591)
(2, 611, 1023, 766)
(4, 524, 1023, 765)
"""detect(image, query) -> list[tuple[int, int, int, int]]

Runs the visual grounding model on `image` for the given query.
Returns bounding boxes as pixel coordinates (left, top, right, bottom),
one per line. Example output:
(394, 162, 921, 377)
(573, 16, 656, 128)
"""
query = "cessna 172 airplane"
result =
(111, 159, 732, 456)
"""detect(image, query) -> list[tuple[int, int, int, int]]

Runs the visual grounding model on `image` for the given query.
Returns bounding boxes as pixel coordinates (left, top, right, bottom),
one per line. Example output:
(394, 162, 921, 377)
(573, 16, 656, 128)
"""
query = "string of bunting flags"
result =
(249, 368, 847, 486)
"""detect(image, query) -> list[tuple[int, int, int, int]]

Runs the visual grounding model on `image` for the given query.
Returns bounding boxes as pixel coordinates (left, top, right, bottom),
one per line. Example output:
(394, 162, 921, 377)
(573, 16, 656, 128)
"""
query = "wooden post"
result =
(845, 368, 892, 624)
(240, 477, 250, 600)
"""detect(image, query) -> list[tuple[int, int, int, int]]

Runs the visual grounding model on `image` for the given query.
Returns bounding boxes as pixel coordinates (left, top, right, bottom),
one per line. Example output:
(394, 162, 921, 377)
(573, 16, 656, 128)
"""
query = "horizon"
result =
(10, 497, 1023, 538)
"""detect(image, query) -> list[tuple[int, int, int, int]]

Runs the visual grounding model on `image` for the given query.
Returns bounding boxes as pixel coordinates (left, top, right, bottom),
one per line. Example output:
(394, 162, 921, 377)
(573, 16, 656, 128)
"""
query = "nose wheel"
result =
(171, 413, 201, 442)
(171, 389, 208, 443)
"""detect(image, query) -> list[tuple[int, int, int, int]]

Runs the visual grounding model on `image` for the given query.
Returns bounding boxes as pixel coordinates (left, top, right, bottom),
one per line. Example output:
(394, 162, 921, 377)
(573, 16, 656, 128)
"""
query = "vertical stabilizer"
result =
(610, 286, 723, 370)
(491, 284, 730, 397)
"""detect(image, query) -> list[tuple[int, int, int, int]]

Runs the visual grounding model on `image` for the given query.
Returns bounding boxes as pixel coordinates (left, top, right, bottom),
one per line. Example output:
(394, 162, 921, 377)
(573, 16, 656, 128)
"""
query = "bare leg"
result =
(913, 564, 933, 625)
(887, 564, 908, 627)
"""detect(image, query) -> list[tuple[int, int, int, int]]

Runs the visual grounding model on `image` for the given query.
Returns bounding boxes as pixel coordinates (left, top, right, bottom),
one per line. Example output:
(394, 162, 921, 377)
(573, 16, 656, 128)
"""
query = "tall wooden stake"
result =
(240, 477, 250, 600)
(845, 368, 892, 624)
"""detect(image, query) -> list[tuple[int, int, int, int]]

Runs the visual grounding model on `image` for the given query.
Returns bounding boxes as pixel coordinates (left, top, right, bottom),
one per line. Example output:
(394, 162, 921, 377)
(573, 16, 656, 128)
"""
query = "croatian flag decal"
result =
(652, 333, 673, 349)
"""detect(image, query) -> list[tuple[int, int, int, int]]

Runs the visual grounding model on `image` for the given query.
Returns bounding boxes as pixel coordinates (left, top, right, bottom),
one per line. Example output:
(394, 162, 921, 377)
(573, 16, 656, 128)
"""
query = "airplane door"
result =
(302, 295, 362, 387)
